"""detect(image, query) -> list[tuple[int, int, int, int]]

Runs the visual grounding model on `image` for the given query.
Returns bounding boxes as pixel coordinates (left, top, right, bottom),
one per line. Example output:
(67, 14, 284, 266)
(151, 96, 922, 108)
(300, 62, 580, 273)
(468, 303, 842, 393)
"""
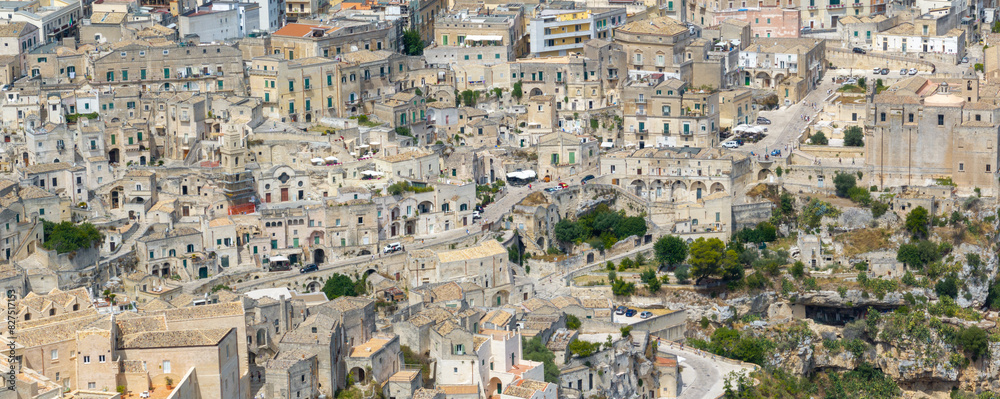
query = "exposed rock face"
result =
(955, 244, 996, 308)
(795, 289, 921, 308)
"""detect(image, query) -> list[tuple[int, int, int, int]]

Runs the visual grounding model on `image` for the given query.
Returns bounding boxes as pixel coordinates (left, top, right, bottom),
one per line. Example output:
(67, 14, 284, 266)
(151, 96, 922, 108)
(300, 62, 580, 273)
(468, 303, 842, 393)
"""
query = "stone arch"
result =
(536, 236, 545, 249)
(108, 148, 120, 164)
(652, 179, 666, 199)
(313, 248, 325, 264)
(350, 367, 366, 384)
(417, 201, 434, 213)
(757, 169, 772, 181)
(305, 281, 322, 293)
(359, 249, 371, 256)
(629, 179, 646, 197)
(587, 253, 595, 263)
(755, 71, 772, 88)
(710, 182, 725, 194)
(529, 88, 543, 97)
(488, 377, 503, 395)
(494, 290, 509, 306)
(690, 181, 707, 201)
(670, 181, 687, 202)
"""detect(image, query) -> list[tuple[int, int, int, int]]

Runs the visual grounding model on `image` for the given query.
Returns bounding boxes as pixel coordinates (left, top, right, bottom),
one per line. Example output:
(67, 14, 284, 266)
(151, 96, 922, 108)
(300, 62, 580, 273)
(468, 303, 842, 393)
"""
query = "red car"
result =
(558, 182, 569, 189)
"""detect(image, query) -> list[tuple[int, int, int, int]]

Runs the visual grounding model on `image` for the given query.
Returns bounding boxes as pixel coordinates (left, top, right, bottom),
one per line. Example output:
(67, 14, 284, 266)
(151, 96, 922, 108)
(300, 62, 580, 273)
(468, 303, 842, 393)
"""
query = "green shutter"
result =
(164, 68, 170, 78)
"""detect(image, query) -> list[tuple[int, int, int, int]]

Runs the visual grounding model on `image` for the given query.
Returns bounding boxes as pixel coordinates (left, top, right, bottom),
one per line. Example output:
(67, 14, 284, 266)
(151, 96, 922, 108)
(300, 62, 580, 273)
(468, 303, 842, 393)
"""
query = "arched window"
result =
(186, 244, 195, 253)
(169, 249, 176, 257)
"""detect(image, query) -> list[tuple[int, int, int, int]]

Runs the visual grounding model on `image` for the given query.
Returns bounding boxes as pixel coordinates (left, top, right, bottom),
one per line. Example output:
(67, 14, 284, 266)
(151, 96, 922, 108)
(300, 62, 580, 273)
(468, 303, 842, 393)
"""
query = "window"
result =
(88, 382, 96, 389)
(51, 349, 58, 360)
(880, 112, 886, 122)
(908, 113, 914, 123)
(988, 165, 992, 172)
(83, 356, 90, 364)
(358, 217, 364, 224)
(938, 114, 944, 125)
(976, 114, 982, 121)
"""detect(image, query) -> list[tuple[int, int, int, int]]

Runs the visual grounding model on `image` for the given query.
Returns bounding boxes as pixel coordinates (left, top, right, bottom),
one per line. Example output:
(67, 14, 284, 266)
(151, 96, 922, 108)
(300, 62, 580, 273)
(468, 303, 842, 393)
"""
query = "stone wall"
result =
(826, 48, 936, 72)
(797, 144, 865, 159)
(732, 202, 776, 231)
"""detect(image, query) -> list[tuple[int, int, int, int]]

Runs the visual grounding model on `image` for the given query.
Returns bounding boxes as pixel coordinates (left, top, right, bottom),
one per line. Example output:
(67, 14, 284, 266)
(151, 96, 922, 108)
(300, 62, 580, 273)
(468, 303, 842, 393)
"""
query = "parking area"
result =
(613, 307, 676, 325)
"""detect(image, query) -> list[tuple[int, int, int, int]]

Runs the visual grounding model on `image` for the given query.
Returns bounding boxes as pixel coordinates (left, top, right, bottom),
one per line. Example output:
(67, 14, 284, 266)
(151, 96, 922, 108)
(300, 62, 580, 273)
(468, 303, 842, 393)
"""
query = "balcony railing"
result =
(827, 3, 845, 8)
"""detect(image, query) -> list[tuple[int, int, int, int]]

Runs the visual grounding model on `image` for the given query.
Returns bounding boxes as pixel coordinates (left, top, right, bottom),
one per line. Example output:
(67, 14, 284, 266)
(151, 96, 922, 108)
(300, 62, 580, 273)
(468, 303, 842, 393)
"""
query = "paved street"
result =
(658, 343, 757, 399)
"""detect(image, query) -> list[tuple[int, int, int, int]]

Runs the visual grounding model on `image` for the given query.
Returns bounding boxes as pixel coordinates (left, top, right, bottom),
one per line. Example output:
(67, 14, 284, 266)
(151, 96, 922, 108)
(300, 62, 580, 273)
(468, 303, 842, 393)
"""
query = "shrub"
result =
(844, 126, 864, 147)
(834, 172, 857, 198)
(810, 131, 829, 145)
(566, 314, 581, 330)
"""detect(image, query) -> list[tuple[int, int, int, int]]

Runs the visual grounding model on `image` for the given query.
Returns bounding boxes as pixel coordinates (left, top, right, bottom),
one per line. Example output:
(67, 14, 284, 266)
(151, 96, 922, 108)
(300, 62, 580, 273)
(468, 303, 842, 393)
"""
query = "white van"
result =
(383, 242, 402, 253)
(722, 141, 740, 149)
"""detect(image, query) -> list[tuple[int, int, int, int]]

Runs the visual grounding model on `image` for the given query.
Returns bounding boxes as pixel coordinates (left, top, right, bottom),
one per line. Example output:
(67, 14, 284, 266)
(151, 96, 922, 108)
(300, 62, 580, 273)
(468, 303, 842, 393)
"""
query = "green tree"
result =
(611, 278, 636, 296)
(935, 274, 959, 299)
(640, 268, 660, 292)
(402, 29, 424, 55)
(844, 126, 864, 147)
(834, 172, 857, 198)
(674, 265, 690, 283)
(810, 131, 828, 145)
(42, 221, 103, 253)
(688, 237, 725, 280)
(568, 339, 601, 357)
(790, 261, 806, 279)
(322, 273, 366, 300)
(654, 235, 688, 266)
(554, 219, 584, 243)
(512, 80, 523, 101)
(461, 90, 479, 107)
(522, 336, 561, 383)
(565, 314, 581, 330)
(957, 326, 989, 361)
(905, 206, 930, 238)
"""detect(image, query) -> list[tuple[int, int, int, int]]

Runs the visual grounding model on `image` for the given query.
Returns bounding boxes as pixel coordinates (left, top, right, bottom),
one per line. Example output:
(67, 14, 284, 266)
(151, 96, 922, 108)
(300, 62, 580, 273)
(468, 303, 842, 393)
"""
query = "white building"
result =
(2, 0, 82, 44)
(873, 22, 965, 57)
(528, 8, 625, 56)
(0, 22, 39, 72)
(179, 3, 258, 42)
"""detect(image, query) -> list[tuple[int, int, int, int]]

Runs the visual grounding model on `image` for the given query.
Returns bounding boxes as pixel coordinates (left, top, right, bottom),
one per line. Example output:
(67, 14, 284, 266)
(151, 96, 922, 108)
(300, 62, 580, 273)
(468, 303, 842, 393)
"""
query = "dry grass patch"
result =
(836, 228, 891, 257)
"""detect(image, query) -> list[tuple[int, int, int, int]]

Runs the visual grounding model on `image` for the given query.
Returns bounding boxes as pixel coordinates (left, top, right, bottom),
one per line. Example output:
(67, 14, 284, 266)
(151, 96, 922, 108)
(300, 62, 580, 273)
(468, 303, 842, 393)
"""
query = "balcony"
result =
(636, 109, 647, 116)
(827, 3, 845, 8)
(635, 98, 647, 104)
(851, 2, 863, 6)
(807, 5, 817, 9)
(250, 69, 276, 77)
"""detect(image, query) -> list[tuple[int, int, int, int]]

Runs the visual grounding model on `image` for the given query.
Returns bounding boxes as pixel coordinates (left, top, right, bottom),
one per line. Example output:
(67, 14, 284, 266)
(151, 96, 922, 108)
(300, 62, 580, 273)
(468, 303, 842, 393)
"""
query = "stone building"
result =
(90, 43, 246, 94)
(712, 7, 801, 38)
(268, 19, 400, 60)
(435, 8, 524, 59)
(536, 132, 599, 181)
(738, 38, 825, 104)
(866, 76, 1000, 196)
(621, 75, 720, 149)
(527, 8, 625, 57)
(248, 55, 341, 123)
(837, 14, 895, 50)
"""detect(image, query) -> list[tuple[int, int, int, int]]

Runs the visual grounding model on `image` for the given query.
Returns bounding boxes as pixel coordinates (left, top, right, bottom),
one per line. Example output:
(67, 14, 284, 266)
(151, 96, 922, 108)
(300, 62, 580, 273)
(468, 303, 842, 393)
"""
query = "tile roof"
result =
(349, 336, 391, 357)
(389, 369, 420, 382)
(0, 22, 31, 37)
(617, 16, 687, 35)
(502, 385, 535, 398)
(433, 319, 460, 336)
(437, 240, 505, 263)
(480, 309, 512, 327)
(120, 328, 232, 349)
(17, 314, 107, 347)
(340, 50, 394, 64)
(20, 162, 80, 174)
(439, 385, 478, 395)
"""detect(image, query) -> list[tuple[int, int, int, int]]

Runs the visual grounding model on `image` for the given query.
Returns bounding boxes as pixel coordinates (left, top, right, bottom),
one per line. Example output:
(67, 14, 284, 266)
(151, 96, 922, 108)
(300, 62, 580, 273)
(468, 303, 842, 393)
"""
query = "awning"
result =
(311, 158, 324, 163)
(506, 170, 536, 179)
(369, 142, 380, 145)
(361, 170, 384, 176)
(325, 156, 338, 161)
(465, 35, 502, 41)
(269, 256, 289, 263)
(357, 144, 370, 148)
(601, 142, 614, 148)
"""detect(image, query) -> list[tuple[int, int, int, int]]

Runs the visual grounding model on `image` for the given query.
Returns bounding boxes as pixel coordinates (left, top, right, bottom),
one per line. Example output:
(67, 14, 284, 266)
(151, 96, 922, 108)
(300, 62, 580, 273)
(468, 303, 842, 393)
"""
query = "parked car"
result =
(909, 68, 918, 75)
(615, 306, 627, 315)
(900, 68, 908, 75)
(722, 141, 740, 149)
(756, 117, 771, 124)
(880, 68, 890, 75)
(581, 175, 596, 184)
(852, 47, 866, 54)
(383, 242, 402, 253)
(843, 78, 858, 85)
(300, 264, 319, 273)
(962, 57, 970, 63)
(625, 308, 638, 317)
(639, 311, 653, 319)
(873, 67, 881, 73)
(544, 187, 559, 193)
(558, 182, 569, 189)
(472, 211, 481, 220)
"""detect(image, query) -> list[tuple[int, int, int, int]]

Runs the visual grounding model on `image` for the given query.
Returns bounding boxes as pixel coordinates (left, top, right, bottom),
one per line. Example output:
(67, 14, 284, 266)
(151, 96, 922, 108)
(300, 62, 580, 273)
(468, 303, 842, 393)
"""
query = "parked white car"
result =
(722, 141, 740, 149)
